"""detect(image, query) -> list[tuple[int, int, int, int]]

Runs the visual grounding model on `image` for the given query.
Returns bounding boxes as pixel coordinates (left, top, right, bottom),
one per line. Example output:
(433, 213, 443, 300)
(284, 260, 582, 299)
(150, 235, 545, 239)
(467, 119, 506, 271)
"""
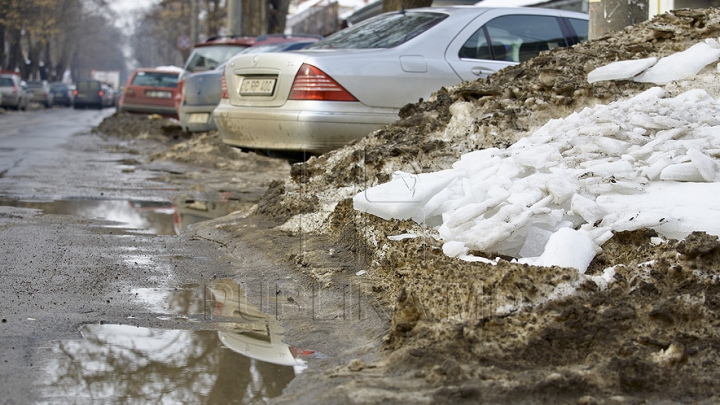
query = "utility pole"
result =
(588, 0, 649, 40)
(228, 0, 242, 36)
(190, 0, 198, 44)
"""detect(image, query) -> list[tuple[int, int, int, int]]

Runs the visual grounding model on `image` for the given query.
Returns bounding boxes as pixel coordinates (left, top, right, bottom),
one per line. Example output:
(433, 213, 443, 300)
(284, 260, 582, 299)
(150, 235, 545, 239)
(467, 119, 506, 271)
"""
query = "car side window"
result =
(459, 15, 567, 63)
(566, 18, 589, 43)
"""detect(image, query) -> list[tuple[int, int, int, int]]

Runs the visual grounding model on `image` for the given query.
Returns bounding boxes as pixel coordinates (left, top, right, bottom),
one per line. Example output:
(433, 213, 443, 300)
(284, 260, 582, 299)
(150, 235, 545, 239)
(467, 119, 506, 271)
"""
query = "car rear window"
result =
(51, 85, 66, 91)
(131, 71, 179, 88)
(184, 45, 249, 73)
(0, 78, 13, 86)
(78, 81, 100, 92)
(306, 11, 448, 49)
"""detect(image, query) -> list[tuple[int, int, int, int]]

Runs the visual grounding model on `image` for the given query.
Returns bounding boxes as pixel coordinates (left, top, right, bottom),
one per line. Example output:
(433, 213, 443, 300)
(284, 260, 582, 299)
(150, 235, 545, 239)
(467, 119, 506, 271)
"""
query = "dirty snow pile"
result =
(354, 39, 720, 274)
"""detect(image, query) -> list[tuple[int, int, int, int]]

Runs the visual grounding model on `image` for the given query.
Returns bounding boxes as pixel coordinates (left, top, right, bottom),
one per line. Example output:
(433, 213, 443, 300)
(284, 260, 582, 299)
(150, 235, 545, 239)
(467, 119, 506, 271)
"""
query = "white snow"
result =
(353, 38, 720, 274)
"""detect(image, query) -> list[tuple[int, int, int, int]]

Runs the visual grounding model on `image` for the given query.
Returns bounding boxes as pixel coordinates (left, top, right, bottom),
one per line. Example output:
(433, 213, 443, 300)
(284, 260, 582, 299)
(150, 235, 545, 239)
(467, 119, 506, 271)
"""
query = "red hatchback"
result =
(119, 67, 182, 117)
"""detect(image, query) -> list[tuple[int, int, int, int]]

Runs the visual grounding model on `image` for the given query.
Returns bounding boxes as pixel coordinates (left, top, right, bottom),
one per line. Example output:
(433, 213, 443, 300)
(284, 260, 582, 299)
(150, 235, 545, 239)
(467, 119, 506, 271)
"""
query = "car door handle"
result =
(471, 67, 486, 76)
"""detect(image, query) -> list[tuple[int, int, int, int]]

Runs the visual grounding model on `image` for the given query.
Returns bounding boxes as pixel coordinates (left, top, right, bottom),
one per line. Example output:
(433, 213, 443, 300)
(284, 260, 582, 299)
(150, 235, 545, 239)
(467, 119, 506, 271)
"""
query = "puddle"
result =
(40, 279, 313, 404)
(0, 198, 246, 235)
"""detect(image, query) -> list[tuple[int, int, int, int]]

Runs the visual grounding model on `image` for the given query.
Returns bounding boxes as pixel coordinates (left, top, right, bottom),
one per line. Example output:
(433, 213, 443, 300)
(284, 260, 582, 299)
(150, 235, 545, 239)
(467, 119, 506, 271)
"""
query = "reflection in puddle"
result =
(41, 280, 312, 404)
(0, 198, 245, 235)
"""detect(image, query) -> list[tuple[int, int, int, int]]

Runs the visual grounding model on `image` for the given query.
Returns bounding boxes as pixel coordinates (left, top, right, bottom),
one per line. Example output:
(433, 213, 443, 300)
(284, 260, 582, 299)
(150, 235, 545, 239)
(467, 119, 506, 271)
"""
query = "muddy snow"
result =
(98, 8, 720, 404)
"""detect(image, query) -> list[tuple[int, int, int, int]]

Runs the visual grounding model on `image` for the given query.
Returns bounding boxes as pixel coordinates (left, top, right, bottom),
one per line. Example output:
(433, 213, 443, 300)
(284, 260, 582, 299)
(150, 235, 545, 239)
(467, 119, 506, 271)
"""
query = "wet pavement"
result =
(38, 279, 308, 404)
(0, 108, 310, 404)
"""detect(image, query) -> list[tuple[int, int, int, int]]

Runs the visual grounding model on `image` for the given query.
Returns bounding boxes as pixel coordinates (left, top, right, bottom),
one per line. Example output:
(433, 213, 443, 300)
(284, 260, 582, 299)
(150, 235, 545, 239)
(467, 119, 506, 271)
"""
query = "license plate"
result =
(146, 90, 172, 98)
(239, 78, 276, 96)
(188, 113, 209, 124)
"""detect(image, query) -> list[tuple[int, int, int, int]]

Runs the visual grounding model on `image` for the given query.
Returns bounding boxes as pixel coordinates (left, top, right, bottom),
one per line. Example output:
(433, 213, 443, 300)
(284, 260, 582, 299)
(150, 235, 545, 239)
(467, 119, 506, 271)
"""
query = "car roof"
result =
(411, 5, 588, 19)
(132, 67, 182, 74)
(196, 35, 258, 47)
(196, 33, 323, 48)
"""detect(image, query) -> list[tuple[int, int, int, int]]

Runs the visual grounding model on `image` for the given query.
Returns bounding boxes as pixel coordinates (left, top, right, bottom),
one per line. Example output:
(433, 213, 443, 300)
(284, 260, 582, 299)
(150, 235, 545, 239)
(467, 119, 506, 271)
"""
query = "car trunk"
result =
(183, 70, 223, 106)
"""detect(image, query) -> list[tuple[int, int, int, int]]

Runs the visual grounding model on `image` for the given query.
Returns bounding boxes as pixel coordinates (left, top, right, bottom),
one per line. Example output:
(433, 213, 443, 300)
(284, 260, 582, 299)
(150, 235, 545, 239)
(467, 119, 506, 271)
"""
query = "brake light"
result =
(178, 80, 185, 105)
(220, 66, 229, 99)
(99, 90, 104, 96)
(73, 89, 78, 96)
(289, 64, 356, 101)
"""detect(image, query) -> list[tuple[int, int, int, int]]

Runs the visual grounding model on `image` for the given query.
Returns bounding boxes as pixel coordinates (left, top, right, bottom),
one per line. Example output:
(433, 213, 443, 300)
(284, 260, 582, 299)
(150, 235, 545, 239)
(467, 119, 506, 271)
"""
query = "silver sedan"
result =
(214, 6, 588, 154)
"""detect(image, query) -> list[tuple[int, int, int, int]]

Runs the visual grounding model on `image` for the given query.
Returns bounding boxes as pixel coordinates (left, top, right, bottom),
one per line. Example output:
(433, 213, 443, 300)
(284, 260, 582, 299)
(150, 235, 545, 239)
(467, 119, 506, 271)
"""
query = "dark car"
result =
(178, 36, 321, 132)
(73, 79, 106, 109)
(118, 67, 181, 117)
(50, 83, 74, 107)
(25, 81, 54, 108)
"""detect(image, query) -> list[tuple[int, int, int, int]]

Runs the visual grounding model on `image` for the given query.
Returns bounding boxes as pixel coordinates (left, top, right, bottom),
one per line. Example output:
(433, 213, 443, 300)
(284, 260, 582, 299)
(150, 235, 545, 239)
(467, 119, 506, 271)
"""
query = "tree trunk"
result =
(0, 26, 5, 70)
(243, 0, 267, 35)
(382, 0, 432, 13)
(268, 0, 290, 34)
(8, 29, 24, 77)
(204, 0, 224, 38)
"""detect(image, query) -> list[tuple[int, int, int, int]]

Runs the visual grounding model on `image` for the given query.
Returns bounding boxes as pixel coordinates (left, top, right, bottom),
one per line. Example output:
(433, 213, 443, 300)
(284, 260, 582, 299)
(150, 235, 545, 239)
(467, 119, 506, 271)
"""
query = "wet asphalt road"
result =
(0, 107, 250, 404)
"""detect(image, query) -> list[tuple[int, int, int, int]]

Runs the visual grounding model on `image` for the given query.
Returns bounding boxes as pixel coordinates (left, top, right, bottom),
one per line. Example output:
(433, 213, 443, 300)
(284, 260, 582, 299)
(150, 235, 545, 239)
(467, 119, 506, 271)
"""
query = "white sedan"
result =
(214, 6, 588, 154)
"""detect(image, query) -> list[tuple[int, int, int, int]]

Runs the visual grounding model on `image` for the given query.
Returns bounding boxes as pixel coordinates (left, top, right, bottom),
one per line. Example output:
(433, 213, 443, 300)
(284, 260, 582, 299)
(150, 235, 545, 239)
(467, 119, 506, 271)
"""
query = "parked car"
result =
(214, 6, 588, 154)
(73, 79, 107, 109)
(25, 80, 54, 108)
(0, 73, 29, 110)
(50, 83, 74, 107)
(118, 67, 181, 117)
(175, 34, 323, 112)
(178, 36, 321, 133)
(101, 83, 117, 107)
(181, 35, 260, 80)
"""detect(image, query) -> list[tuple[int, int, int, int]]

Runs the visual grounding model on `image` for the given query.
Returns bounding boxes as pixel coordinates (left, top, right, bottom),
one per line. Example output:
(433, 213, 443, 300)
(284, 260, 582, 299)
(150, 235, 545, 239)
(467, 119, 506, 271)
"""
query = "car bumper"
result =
(0, 95, 19, 106)
(119, 103, 177, 116)
(213, 100, 399, 154)
(179, 104, 217, 132)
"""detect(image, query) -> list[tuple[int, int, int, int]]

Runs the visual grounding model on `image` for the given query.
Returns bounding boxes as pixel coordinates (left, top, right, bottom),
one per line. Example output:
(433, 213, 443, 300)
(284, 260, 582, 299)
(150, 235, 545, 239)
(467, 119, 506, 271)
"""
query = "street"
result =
(0, 107, 320, 404)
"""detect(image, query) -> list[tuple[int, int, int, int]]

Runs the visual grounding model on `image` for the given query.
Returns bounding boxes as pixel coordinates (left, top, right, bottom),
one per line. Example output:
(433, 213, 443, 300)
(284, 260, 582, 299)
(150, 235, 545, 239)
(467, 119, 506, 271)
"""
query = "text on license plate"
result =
(146, 90, 172, 98)
(188, 113, 209, 124)
(239, 78, 276, 96)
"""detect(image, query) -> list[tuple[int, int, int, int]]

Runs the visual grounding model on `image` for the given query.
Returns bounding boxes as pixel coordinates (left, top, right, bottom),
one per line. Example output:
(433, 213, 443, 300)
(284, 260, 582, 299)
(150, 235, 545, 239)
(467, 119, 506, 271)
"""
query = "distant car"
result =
(178, 36, 321, 133)
(214, 7, 589, 154)
(25, 81, 54, 108)
(180, 35, 259, 80)
(50, 83, 74, 107)
(174, 34, 321, 111)
(118, 67, 181, 117)
(101, 83, 117, 107)
(73, 79, 107, 109)
(0, 73, 29, 110)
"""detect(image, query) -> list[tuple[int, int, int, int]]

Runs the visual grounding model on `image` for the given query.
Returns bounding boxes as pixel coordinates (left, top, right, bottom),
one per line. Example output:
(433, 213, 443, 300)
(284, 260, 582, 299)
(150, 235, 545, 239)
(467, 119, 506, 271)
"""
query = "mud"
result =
(101, 8, 720, 404)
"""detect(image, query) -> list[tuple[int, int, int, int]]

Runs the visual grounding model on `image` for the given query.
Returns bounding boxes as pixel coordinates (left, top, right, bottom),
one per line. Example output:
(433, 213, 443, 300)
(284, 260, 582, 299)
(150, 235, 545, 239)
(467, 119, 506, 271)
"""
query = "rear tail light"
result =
(289, 64, 357, 101)
(73, 89, 78, 96)
(220, 66, 229, 99)
(99, 90, 104, 96)
(177, 80, 185, 106)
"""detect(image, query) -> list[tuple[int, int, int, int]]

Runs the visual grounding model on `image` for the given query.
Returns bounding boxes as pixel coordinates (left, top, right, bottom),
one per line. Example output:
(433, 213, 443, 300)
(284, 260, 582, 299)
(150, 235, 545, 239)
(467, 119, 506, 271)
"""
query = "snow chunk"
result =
(587, 57, 657, 83)
(635, 42, 720, 85)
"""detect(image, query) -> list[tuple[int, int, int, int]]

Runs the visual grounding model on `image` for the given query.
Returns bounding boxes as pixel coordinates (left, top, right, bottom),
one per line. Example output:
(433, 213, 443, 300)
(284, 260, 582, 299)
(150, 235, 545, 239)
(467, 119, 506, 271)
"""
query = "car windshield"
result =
(184, 45, 249, 73)
(306, 11, 447, 49)
(131, 71, 179, 88)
